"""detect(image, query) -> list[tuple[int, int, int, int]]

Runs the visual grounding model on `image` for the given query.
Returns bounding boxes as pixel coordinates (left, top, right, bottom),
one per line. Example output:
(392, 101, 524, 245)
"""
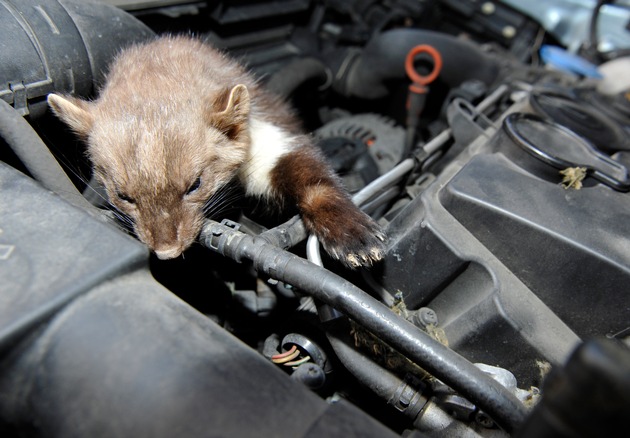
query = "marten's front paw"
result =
(303, 199, 387, 269)
(325, 218, 387, 269)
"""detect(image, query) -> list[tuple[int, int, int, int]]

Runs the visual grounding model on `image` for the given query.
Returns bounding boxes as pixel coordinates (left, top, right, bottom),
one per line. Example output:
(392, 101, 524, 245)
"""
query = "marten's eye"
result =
(186, 176, 202, 195)
(116, 191, 136, 204)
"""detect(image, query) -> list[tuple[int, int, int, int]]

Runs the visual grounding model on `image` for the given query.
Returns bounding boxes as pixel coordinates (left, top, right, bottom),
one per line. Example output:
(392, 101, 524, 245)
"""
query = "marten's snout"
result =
(135, 209, 194, 260)
(154, 245, 184, 260)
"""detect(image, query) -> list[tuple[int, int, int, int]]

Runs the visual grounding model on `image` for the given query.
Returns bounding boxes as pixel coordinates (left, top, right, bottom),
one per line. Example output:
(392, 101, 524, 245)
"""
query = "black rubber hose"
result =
(259, 214, 307, 249)
(266, 57, 331, 99)
(326, 326, 429, 421)
(0, 99, 93, 211)
(200, 219, 528, 433)
(335, 29, 499, 99)
(329, 333, 404, 401)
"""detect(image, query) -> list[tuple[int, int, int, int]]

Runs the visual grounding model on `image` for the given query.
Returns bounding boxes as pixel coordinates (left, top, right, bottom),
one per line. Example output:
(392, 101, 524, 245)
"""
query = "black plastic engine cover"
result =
(441, 152, 630, 340)
(377, 110, 629, 388)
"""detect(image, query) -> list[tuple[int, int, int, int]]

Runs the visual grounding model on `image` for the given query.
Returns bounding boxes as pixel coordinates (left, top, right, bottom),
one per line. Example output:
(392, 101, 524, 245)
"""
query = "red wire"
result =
(271, 345, 297, 360)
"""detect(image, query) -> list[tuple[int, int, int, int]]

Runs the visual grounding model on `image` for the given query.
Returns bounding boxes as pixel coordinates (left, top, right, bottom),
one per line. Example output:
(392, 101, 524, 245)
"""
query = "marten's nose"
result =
(154, 245, 183, 260)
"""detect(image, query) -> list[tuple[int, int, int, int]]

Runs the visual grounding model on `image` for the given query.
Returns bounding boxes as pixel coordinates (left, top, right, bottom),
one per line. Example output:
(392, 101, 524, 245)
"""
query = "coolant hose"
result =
(335, 28, 499, 99)
(201, 219, 528, 433)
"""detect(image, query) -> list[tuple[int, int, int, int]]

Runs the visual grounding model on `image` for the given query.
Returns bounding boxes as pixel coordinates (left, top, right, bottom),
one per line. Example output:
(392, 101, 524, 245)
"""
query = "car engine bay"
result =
(1, 0, 630, 437)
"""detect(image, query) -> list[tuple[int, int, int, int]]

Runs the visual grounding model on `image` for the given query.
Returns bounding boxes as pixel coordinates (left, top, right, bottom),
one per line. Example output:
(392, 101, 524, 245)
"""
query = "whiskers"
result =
(49, 152, 138, 236)
(105, 200, 136, 233)
(60, 161, 137, 232)
(202, 182, 244, 221)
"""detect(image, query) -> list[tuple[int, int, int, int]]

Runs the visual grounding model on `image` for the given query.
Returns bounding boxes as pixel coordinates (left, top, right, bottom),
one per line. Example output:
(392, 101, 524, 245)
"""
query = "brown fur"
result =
(271, 148, 385, 266)
(48, 35, 385, 266)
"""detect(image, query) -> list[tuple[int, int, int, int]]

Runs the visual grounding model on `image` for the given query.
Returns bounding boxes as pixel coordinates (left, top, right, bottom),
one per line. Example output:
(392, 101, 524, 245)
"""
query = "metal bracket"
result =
(447, 97, 496, 147)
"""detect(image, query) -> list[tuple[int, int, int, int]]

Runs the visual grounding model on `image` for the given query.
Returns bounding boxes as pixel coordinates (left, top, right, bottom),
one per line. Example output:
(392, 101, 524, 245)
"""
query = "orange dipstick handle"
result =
(405, 45, 443, 93)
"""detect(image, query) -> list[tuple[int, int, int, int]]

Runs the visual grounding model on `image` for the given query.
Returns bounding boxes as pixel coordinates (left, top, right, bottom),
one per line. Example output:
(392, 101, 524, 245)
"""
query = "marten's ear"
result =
(208, 84, 250, 140)
(47, 94, 94, 139)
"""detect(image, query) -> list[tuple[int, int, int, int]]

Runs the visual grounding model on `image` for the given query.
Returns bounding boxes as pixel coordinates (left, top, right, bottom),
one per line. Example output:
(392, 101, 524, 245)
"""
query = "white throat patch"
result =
(239, 118, 295, 197)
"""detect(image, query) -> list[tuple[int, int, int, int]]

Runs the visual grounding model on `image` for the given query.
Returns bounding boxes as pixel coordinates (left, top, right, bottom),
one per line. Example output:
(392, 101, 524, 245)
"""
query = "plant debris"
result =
(560, 167, 587, 190)
(349, 293, 448, 378)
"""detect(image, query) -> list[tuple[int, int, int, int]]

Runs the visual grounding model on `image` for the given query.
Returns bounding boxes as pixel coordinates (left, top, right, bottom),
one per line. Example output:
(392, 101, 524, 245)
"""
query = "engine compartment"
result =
(1, 0, 630, 436)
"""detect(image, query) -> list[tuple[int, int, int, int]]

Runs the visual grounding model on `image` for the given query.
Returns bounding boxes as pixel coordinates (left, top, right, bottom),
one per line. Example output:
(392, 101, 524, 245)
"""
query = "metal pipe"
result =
(306, 157, 415, 266)
(306, 84, 509, 266)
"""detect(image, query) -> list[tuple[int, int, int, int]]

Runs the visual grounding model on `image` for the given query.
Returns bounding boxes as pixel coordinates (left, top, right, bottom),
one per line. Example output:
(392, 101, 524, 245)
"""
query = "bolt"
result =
(413, 307, 439, 328)
(481, 2, 495, 15)
(419, 307, 438, 325)
(502, 25, 516, 39)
